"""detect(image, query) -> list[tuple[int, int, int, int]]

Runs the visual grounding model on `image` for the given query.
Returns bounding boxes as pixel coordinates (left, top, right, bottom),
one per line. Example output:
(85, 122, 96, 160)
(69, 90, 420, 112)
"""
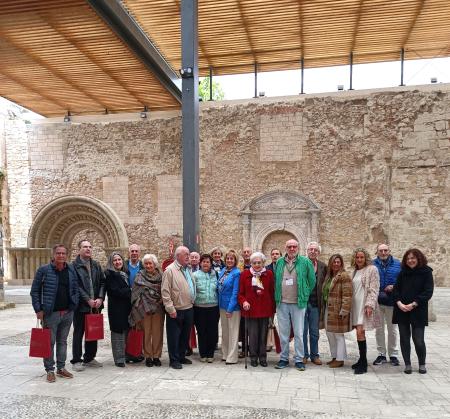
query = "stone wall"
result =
(2, 85, 450, 286)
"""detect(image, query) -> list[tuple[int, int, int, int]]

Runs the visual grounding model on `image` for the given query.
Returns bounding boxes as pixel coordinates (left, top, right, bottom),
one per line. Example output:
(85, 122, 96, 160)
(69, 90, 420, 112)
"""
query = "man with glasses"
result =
(274, 239, 316, 371)
(372, 243, 401, 366)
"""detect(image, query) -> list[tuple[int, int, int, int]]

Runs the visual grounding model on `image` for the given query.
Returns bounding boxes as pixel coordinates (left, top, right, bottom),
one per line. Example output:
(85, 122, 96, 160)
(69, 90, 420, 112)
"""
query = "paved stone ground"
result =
(0, 287, 449, 418)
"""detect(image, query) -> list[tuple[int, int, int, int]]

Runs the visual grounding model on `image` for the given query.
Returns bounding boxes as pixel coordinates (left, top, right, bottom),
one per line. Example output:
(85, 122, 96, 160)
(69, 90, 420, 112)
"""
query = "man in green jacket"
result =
(274, 239, 316, 371)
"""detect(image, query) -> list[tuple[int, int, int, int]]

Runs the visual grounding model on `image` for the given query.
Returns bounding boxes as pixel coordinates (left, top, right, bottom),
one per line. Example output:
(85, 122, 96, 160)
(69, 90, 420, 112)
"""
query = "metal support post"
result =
(400, 48, 405, 86)
(209, 66, 213, 101)
(300, 57, 304, 94)
(181, 0, 199, 251)
(254, 62, 258, 98)
(349, 52, 354, 90)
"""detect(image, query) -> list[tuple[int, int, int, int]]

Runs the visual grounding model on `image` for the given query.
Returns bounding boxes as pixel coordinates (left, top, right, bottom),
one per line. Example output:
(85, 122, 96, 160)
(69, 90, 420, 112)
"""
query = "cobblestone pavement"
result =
(0, 287, 449, 418)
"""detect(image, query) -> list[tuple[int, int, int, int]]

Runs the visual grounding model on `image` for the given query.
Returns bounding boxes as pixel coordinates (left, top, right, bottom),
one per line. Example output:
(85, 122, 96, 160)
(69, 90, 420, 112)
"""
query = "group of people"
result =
(30, 238, 434, 383)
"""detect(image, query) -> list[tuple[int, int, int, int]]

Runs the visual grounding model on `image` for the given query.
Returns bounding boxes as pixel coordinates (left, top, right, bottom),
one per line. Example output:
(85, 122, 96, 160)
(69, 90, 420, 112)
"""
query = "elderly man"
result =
(266, 248, 281, 272)
(126, 244, 142, 287)
(373, 243, 401, 366)
(70, 240, 105, 371)
(303, 242, 327, 365)
(238, 247, 252, 271)
(162, 246, 196, 369)
(189, 251, 201, 272)
(30, 244, 79, 383)
(274, 239, 316, 371)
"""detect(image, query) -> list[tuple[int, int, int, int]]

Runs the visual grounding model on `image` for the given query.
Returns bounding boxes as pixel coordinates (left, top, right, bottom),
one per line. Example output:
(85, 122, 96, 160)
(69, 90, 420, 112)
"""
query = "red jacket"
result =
(238, 269, 275, 318)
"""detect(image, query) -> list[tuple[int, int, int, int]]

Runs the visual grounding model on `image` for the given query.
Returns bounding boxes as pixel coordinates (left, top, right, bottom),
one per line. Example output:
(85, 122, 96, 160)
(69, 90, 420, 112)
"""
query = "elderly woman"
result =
(351, 247, 380, 374)
(218, 249, 241, 364)
(129, 254, 164, 367)
(211, 246, 225, 274)
(320, 254, 352, 368)
(238, 252, 275, 367)
(105, 252, 131, 368)
(193, 254, 220, 362)
(392, 249, 434, 374)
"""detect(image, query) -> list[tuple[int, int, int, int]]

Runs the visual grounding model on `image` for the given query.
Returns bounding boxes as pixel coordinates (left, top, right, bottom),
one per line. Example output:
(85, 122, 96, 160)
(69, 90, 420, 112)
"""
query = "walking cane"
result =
(244, 315, 248, 370)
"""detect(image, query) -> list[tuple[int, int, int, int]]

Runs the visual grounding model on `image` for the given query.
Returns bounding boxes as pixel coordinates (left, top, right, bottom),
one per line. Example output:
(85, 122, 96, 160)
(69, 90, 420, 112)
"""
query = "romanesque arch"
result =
(240, 190, 320, 254)
(28, 195, 128, 251)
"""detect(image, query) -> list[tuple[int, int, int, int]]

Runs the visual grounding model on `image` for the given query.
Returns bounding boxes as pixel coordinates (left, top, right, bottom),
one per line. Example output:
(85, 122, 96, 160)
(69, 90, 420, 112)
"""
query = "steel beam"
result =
(87, 0, 181, 103)
(181, 0, 200, 251)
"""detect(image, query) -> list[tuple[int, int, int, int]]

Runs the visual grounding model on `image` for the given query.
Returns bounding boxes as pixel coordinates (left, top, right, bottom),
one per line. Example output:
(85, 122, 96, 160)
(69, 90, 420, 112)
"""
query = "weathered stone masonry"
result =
(1, 85, 449, 286)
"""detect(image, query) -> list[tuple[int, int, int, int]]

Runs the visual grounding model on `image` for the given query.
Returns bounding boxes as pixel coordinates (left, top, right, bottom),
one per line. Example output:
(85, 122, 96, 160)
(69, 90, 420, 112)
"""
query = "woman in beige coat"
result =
(320, 254, 352, 368)
(351, 247, 380, 374)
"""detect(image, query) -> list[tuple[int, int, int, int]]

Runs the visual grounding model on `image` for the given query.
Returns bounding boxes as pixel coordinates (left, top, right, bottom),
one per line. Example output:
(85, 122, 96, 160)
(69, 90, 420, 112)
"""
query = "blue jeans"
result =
(43, 310, 73, 372)
(303, 303, 320, 360)
(277, 302, 306, 363)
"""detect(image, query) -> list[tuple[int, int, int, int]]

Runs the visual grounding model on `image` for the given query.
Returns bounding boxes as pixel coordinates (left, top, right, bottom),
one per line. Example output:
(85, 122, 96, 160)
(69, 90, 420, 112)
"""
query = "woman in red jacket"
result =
(238, 252, 275, 367)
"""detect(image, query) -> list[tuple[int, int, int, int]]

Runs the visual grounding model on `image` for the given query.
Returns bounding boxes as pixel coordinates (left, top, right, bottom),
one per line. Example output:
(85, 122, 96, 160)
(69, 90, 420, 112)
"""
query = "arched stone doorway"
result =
(28, 195, 128, 258)
(240, 190, 320, 255)
(261, 230, 296, 257)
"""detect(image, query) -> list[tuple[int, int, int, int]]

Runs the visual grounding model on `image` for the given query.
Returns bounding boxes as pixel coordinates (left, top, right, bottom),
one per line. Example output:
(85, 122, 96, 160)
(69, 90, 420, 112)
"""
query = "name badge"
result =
(285, 278, 294, 286)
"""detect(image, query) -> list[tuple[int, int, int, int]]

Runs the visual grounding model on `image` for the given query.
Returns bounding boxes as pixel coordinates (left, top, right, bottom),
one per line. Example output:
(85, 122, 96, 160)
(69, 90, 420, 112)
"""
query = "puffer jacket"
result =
(30, 263, 79, 315)
(373, 255, 401, 306)
(194, 270, 218, 306)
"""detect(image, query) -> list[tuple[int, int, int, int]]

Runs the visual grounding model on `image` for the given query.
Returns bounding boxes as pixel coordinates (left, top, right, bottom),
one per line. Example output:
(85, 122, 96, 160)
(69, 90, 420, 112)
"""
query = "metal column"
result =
(400, 48, 405, 86)
(209, 66, 213, 101)
(300, 57, 304, 94)
(349, 52, 354, 90)
(181, 0, 199, 251)
(254, 62, 258, 98)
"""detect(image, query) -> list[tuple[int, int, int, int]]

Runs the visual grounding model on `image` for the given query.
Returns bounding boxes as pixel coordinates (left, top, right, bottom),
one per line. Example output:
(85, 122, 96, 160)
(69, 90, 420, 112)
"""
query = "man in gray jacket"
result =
(70, 240, 105, 371)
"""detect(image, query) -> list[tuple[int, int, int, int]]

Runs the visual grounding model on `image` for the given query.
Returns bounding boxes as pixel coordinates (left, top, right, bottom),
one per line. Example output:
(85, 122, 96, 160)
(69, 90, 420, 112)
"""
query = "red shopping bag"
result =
(273, 325, 282, 354)
(126, 328, 144, 357)
(189, 326, 197, 349)
(29, 321, 51, 358)
(85, 311, 104, 341)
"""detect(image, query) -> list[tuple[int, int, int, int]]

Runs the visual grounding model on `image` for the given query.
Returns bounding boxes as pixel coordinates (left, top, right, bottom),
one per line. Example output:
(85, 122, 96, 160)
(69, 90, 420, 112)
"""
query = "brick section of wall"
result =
(29, 130, 64, 170)
(259, 112, 305, 161)
(156, 175, 182, 237)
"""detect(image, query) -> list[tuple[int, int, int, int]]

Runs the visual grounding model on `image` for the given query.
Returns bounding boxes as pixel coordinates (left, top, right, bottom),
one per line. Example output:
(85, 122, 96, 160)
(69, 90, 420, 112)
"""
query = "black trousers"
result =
(247, 317, 269, 361)
(398, 323, 426, 366)
(194, 305, 219, 358)
(239, 317, 248, 353)
(166, 308, 194, 365)
(71, 310, 98, 364)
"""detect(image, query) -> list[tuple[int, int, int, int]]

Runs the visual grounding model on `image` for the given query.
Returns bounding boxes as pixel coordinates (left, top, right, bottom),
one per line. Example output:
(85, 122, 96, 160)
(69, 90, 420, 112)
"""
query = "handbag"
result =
(126, 328, 144, 357)
(29, 320, 51, 358)
(85, 309, 104, 341)
(273, 325, 282, 354)
(189, 326, 197, 349)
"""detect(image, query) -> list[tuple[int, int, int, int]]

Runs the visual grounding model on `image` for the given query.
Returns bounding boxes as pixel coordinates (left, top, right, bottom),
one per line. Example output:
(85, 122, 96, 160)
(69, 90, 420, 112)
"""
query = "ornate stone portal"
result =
(6, 196, 128, 284)
(240, 191, 320, 254)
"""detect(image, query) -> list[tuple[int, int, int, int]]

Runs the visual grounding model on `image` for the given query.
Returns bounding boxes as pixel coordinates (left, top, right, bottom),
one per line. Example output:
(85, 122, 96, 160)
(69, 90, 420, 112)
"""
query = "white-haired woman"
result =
(129, 254, 164, 367)
(238, 252, 275, 367)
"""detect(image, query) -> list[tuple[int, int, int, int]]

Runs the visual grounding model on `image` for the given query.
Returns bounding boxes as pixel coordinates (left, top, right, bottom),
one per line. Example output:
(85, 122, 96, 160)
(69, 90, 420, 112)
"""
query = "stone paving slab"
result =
(0, 288, 449, 418)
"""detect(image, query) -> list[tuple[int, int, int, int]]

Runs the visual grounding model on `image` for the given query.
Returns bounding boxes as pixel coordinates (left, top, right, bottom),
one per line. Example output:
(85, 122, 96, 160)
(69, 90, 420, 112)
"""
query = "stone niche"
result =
(240, 191, 320, 255)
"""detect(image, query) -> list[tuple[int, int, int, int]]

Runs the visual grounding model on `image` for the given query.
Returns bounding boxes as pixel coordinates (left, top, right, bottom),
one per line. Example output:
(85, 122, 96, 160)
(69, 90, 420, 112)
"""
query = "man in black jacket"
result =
(70, 240, 105, 371)
(30, 244, 79, 383)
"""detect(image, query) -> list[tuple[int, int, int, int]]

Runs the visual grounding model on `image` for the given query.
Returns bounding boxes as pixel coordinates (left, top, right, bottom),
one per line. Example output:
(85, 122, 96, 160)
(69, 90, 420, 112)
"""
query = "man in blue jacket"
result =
(30, 244, 79, 383)
(372, 243, 401, 366)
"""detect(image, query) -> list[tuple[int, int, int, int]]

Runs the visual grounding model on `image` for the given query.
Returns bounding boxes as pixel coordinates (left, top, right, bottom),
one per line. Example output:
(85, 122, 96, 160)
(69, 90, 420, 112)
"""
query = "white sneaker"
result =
(83, 359, 103, 368)
(72, 362, 85, 372)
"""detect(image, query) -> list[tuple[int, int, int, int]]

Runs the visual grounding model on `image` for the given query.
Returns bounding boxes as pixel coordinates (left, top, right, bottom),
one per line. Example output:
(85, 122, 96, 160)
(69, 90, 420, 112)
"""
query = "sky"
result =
(1, 56, 449, 119)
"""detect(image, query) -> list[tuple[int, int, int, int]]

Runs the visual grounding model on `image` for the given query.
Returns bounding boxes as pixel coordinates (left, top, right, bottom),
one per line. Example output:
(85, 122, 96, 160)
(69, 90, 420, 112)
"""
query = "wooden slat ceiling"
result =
(0, 0, 179, 117)
(123, 0, 450, 76)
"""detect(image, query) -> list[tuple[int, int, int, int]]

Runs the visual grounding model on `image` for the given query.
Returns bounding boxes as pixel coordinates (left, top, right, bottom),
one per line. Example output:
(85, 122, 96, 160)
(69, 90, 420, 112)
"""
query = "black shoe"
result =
(419, 365, 427, 374)
(153, 358, 161, 367)
(351, 359, 361, 370)
(373, 355, 387, 365)
(170, 362, 182, 370)
(186, 348, 193, 356)
(404, 365, 412, 374)
(390, 357, 400, 366)
(250, 360, 258, 367)
(126, 354, 144, 364)
(354, 361, 368, 375)
(260, 360, 268, 367)
(115, 362, 125, 368)
(145, 358, 153, 367)
(180, 358, 192, 365)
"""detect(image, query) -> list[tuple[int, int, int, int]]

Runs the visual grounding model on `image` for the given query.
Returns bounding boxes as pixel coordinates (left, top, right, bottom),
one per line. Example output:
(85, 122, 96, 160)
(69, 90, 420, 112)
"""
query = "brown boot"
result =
(326, 358, 336, 365)
(311, 357, 322, 365)
(328, 360, 344, 368)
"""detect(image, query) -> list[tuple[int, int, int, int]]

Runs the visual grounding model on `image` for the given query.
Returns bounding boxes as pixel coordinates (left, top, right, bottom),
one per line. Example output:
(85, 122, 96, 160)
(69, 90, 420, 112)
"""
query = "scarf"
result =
(250, 267, 266, 289)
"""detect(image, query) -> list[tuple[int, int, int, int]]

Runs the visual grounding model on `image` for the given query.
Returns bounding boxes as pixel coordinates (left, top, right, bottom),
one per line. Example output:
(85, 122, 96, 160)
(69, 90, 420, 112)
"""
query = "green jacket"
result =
(275, 255, 316, 308)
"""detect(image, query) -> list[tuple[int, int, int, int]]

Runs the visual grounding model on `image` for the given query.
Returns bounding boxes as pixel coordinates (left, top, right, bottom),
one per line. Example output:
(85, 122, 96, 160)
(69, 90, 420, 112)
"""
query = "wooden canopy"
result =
(124, 0, 450, 75)
(1, 0, 449, 116)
